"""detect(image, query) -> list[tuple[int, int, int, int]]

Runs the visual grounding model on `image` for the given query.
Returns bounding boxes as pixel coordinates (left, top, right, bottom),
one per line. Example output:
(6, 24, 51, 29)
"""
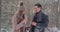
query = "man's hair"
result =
(34, 3, 42, 8)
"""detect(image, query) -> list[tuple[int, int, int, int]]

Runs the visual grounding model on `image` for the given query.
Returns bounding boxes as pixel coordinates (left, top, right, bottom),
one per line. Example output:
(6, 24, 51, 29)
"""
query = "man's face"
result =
(33, 6, 41, 13)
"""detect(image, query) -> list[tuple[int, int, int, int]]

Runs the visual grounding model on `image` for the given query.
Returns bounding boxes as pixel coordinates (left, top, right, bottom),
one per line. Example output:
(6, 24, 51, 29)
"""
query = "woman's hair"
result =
(19, 1, 23, 6)
(15, 1, 24, 15)
(14, 1, 25, 23)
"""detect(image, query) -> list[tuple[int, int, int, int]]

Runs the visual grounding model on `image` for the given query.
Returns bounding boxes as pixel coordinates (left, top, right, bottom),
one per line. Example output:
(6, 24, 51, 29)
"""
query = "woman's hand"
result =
(21, 18, 27, 24)
(15, 18, 28, 30)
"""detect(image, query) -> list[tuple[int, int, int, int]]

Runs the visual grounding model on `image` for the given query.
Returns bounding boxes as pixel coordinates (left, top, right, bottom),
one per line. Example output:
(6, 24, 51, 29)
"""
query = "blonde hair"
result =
(15, 2, 25, 22)
(15, 1, 24, 15)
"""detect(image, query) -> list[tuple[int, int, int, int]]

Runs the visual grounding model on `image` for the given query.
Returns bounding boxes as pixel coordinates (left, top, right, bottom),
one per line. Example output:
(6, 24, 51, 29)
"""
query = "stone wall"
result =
(1, 0, 19, 32)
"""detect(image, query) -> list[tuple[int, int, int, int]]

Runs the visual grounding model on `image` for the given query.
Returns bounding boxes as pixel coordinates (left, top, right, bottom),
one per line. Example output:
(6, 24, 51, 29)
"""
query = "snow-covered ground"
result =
(45, 27, 60, 32)
(25, 27, 60, 32)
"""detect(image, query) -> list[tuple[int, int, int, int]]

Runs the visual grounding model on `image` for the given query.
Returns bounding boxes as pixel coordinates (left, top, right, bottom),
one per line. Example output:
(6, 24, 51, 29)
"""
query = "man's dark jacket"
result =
(30, 11, 49, 32)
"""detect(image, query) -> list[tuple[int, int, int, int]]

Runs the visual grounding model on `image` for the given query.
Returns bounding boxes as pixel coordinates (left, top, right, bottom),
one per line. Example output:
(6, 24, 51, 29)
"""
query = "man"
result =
(30, 3, 49, 32)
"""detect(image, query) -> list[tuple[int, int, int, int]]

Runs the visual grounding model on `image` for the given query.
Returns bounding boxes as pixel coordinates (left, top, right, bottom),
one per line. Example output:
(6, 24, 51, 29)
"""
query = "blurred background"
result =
(0, 0, 60, 32)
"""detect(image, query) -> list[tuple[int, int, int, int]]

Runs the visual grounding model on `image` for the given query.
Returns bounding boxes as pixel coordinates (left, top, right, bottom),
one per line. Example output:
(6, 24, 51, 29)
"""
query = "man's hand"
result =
(31, 22, 36, 26)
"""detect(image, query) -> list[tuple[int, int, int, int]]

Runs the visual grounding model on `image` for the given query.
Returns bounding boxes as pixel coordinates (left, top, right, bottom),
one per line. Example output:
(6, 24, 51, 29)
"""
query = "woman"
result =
(12, 1, 27, 32)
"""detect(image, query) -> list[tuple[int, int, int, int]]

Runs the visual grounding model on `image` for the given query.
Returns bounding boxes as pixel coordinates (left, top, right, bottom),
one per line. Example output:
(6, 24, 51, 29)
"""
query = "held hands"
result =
(31, 22, 37, 26)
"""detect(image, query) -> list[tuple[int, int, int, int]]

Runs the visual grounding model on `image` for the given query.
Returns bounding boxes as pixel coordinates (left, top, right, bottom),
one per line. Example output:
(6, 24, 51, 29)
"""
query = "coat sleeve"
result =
(15, 15, 28, 29)
(41, 14, 49, 27)
(36, 14, 49, 28)
(12, 15, 18, 30)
